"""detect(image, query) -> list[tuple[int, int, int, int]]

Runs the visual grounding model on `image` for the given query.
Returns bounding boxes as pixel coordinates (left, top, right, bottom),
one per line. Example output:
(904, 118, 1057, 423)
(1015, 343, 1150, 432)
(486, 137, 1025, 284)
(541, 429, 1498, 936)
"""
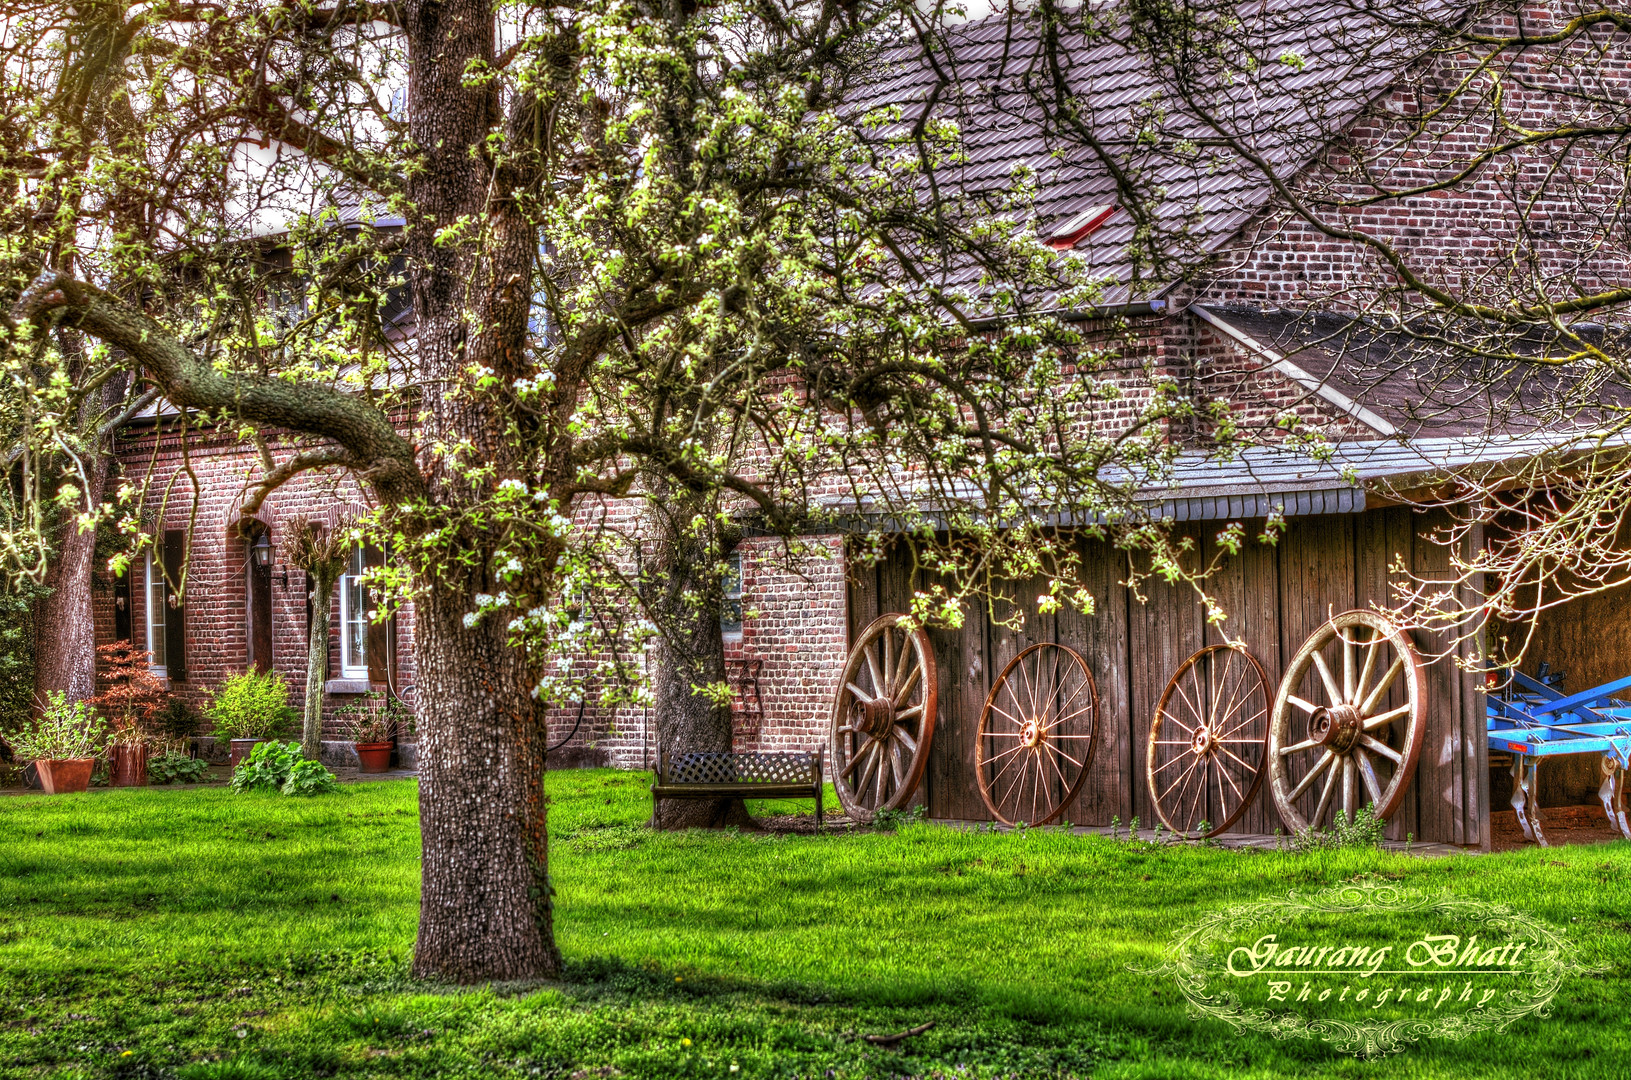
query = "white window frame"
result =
(338, 545, 370, 679)
(721, 550, 744, 638)
(145, 549, 168, 678)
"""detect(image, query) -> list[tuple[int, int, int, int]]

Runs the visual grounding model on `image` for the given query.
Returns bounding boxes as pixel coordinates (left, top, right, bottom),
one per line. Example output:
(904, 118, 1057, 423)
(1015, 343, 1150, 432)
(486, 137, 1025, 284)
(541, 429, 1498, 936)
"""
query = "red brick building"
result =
(96, 5, 1629, 844)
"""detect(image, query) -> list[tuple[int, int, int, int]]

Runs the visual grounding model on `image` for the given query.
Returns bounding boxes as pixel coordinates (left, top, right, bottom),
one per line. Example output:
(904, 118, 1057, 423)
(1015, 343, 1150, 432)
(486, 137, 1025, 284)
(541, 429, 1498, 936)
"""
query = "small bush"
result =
(8, 691, 107, 761)
(148, 750, 210, 785)
(335, 691, 412, 743)
(155, 698, 201, 742)
(206, 671, 297, 741)
(1288, 805, 1389, 853)
(231, 740, 340, 797)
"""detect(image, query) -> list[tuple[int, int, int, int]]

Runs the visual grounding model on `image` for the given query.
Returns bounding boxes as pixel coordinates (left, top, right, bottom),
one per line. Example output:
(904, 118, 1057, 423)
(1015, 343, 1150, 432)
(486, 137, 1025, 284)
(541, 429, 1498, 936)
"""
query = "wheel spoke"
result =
(1152, 752, 1192, 776)
(894, 704, 923, 722)
(1050, 743, 1085, 769)
(864, 644, 885, 702)
(988, 700, 1026, 728)
(1160, 753, 1206, 802)
(1353, 630, 1380, 707)
(1356, 749, 1384, 806)
(1287, 750, 1335, 803)
(1343, 635, 1356, 704)
(890, 739, 906, 788)
(1215, 743, 1258, 774)
(1312, 756, 1341, 826)
(1158, 707, 1196, 735)
(893, 661, 921, 707)
(1311, 650, 1342, 706)
(1363, 702, 1412, 731)
(1288, 694, 1321, 715)
(846, 682, 874, 705)
(1215, 704, 1267, 742)
(1359, 657, 1405, 716)
(1216, 754, 1247, 801)
(845, 738, 877, 780)
(1340, 755, 1357, 821)
(882, 629, 896, 699)
(1186, 759, 1209, 832)
(1279, 736, 1320, 757)
(1357, 733, 1402, 763)
(985, 740, 1032, 765)
(893, 725, 918, 754)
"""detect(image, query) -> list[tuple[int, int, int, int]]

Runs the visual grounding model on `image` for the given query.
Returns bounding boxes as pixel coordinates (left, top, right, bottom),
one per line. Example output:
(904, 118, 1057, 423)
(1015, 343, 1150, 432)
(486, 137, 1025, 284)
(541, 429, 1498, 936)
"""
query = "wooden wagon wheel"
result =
(976, 643, 1099, 826)
(829, 613, 938, 823)
(1268, 610, 1427, 832)
(1148, 644, 1272, 839)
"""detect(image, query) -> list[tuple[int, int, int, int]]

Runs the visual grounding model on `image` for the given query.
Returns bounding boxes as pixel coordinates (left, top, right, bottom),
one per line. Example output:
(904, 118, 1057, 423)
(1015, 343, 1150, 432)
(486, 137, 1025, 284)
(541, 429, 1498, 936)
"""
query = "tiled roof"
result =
(1198, 306, 1631, 437)
(858, 3, 1434, 306)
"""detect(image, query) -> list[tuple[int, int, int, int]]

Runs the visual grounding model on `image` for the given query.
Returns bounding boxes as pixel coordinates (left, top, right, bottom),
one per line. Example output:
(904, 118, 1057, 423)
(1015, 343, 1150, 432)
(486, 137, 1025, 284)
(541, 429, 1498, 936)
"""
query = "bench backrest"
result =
(660, 750, 820, 785)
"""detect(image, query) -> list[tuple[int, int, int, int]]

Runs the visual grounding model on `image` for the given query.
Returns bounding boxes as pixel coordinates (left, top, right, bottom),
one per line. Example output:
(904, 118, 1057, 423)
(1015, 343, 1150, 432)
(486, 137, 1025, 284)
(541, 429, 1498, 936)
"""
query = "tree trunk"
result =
(32, 459, 105, 704)
(411, 588, 560, 981)
(649, 496, 751, 830)
(301, 569, 337, 761)
(33, 368, 121, 705)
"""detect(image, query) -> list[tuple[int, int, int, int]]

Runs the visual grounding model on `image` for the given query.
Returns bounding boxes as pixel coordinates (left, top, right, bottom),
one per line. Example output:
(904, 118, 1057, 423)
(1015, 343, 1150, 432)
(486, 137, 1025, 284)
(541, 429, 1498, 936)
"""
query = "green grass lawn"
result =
(0, 770, 1627, 1079)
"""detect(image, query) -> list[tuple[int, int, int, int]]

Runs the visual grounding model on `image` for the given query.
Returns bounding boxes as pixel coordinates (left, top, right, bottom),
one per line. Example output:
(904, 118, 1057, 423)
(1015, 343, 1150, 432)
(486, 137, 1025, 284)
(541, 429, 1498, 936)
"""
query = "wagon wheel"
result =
(1148, 644, 1272, 839)
(1269, 610, 1426, 832)
(829, 613, 938, 823)
(976, 643, 1099, 826)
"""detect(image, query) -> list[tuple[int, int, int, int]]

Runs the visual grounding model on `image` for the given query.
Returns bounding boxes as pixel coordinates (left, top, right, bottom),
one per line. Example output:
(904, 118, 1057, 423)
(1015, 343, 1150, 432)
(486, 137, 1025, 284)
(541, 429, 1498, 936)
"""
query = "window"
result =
(339, 545, 370, 678)
(721, 550, 743, 637)
(145, 550, 168, 677)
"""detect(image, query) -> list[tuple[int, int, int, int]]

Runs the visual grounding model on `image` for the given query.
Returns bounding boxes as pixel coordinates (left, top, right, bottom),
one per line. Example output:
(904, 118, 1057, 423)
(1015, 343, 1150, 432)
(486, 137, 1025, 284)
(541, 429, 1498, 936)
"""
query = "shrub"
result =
(206, 670, 297, 740)
(231, 740, 340, 796)
(148, 750, 209, 785)
(8, 691, 107, 761)
(155, 698, 200, 742)
(1288, 805, 1390, 854)
(335, 691, 413, 743)
(88, 640, 167, 746)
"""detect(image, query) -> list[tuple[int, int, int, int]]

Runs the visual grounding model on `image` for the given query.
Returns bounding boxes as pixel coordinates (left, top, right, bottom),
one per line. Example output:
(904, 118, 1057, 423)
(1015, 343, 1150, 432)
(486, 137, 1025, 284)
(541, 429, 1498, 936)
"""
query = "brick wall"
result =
(110, 422, 418, 746)
(1198, 4, 1631, 311)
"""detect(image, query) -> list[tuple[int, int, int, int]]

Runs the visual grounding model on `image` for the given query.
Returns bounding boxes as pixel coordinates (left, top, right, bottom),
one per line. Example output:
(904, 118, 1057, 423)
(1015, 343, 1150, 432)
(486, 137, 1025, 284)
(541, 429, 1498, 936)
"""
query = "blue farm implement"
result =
(1486, 665, 1631, 846)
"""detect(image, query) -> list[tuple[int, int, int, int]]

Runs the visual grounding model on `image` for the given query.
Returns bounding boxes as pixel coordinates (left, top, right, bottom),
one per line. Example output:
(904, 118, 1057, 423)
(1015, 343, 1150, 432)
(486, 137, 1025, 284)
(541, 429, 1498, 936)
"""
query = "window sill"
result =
(325, 678, 371, 695)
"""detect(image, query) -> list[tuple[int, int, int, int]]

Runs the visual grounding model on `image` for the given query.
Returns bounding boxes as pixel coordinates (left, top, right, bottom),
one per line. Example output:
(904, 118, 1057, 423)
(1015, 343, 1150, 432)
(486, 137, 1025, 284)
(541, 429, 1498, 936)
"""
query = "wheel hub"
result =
(1309, 704, 1362, 754)
(862, 696, 896, 739)
(1019, 719, 1043, 748)
(1191, 725, 1214, 756)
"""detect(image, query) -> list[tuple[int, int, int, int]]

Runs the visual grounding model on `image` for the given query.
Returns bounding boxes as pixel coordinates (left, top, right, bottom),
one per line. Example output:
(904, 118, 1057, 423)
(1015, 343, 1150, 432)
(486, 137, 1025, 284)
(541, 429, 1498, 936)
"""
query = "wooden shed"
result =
(843, 439, 1533, 848)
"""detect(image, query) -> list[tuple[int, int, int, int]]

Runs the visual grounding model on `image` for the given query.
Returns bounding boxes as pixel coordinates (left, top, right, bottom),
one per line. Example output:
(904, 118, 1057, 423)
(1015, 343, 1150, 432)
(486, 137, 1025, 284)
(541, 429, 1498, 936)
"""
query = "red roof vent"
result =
(1047, 204, 1116, 250)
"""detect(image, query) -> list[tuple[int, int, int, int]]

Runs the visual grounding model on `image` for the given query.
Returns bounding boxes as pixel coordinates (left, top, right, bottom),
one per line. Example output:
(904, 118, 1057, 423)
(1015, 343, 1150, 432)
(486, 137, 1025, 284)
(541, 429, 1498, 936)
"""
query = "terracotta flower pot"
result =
(354, 742, 393, 773)
(229, 738, 270, 769)
(34, 758, 95, 794)
(108, 743, 150, 787)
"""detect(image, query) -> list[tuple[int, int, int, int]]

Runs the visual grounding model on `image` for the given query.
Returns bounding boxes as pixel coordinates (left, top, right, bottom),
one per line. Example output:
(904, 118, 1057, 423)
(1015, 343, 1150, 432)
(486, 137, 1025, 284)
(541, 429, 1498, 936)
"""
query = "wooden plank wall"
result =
(847, 507, 1490, 847)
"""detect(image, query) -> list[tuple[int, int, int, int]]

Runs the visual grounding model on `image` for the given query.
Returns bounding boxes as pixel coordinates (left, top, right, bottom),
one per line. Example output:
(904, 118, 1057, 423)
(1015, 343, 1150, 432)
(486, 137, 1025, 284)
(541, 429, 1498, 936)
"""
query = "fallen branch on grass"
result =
(862, 1021, 935, 1047)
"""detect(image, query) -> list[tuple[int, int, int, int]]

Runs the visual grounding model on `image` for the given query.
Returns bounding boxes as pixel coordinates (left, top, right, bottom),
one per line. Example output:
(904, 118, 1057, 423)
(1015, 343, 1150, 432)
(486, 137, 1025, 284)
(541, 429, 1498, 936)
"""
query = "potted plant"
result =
(335, 691, 409, 773)
(89, 641, 167, 787)
(10, 691, 107, 793)
(204, 670, 296, 768)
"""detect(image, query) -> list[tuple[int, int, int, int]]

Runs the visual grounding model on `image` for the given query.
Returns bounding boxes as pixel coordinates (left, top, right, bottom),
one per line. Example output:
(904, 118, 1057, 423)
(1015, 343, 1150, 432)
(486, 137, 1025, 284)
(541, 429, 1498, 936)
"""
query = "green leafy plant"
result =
(8, 691, 107, 761)
(871, 804, 928, 833)
(231, 740, 340, 797)
(148, 750, 209, 785)
(334, 691, 413, 743)
(206, 671, 296, 741)
(1289, 805, 1390, 854)
(154, 698, 200, 744)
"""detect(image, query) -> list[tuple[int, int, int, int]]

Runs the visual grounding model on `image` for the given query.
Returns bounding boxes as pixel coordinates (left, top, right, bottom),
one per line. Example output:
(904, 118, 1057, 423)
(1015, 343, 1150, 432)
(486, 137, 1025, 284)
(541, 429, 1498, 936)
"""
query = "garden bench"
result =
(651, 748, 825, 824)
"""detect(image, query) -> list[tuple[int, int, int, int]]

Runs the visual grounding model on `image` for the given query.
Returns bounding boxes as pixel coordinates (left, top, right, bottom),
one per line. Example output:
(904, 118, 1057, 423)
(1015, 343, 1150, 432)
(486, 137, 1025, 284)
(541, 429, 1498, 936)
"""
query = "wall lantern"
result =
(252, 531, 273, 568)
